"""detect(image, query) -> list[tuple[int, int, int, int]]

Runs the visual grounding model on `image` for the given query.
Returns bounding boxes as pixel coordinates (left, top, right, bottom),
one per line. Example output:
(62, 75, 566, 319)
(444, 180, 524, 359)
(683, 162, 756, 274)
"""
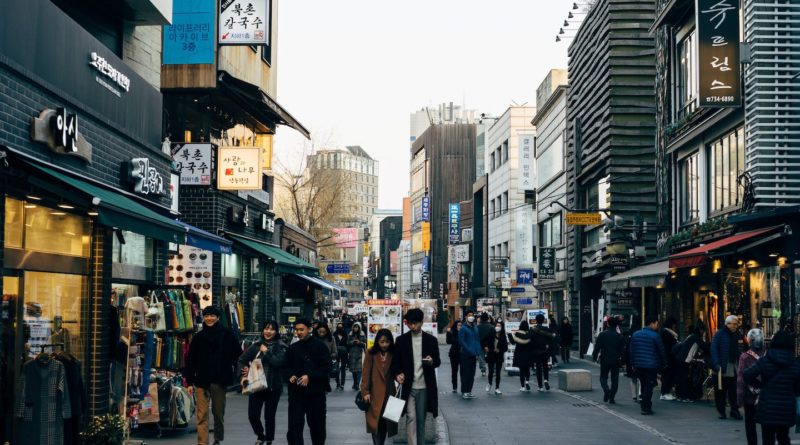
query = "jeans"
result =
(637, 368, 658, 412)
(715, 375, 739, 415)
(352, 371, 362, 389)
(248, 388, 281, 441)
(287, 390, 326, 445)
(478, 349, 487, 373)
(459, 354, 477, 393)
(487, 359, 502, 388)
(600, 365, 620, 401)
(762, 425, 790, 445)
(630, 376, 641, 400)
(450, 355, 460, 391)
(561, 345, 571, 363)
(405, 388, 427, 445)
(744, 403, 758, 445)
(196, 384, 226, 444)
(533, 355, 549, 388)
(519, 366, 531, 387)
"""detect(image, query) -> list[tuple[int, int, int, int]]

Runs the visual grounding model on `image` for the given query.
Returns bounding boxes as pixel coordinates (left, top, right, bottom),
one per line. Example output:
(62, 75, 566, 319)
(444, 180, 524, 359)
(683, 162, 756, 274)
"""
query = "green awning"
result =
(228, 234, 318, 274)
(24, 161, 187, 244)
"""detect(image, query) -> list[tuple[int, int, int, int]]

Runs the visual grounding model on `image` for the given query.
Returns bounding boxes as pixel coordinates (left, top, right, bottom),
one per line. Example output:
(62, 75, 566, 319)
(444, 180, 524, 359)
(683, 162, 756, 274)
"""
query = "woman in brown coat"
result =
(360, 329, 399, 445)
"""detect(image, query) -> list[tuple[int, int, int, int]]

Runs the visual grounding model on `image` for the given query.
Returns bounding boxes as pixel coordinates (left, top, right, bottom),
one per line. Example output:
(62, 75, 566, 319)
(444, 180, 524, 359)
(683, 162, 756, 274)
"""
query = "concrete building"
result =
(533, 69, 569, 320)
(485, 106, 536, 309)
(410, 102, 478, 144)
(308, 146, 379, 225)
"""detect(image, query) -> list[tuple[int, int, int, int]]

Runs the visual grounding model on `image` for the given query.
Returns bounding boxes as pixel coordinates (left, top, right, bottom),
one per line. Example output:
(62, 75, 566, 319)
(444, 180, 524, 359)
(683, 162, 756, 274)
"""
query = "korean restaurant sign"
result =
(696, 0, 741, 108)
(172, 143, 212, 185)
(219, 0, 269, 45)
(217, 147, 262, 190)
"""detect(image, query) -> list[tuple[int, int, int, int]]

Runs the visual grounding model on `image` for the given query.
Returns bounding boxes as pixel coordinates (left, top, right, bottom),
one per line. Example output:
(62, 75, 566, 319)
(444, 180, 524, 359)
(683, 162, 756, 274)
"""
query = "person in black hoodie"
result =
(483, 321, 509, 395)
(593, 316, 625, 403)
(285, 318, 332, 445)
(445, 320, 463, 393)
(238, 320, 287, 445)
(660, 317, 679, 401)
(510, 320, 533, 391)
(184, 305, 242, 445)
(744, 330, 800, 445)
(559, 317, 574, 364)
(333, 323, 349, 391)
(530, 314, 556, 392)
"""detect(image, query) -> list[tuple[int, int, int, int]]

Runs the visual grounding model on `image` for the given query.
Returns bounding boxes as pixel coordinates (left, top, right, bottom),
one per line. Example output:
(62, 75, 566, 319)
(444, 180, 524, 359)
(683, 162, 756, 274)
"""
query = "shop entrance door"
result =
(0, 272, 22, 443)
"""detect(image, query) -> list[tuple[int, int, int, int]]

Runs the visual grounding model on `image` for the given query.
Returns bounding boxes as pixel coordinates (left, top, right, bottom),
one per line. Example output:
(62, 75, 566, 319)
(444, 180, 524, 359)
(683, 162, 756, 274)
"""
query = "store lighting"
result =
(87, 209, 99, 216)
(23, 204, 37, 209)
(769, 252, 779, 257)
(712, 259, 722, 273)
(690, 267, 698, 277)
(778, 257, 788, 266)
(50, 211, 66, 216)
(747, 260, 758, 268)
(57, 201, 74, 210)
(737, 260, 744, 266)
(26, 193, 42, 201)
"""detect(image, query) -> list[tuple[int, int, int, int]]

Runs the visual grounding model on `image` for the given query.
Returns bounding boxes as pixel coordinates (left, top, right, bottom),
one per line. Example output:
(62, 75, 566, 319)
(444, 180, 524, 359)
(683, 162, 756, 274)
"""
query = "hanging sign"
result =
(566, 213, 601, 225)
(421, 196, 430, 222)
(518, 135, 534, 191)
(538, 247, 556, 280)
(449, 203, 460, 244)
(172, 143, 212, 185)
(219, 0, 269, 45)
(163, 0, 215, 65)
(217, 147, 262, 190)
(697, 0, 742, 107)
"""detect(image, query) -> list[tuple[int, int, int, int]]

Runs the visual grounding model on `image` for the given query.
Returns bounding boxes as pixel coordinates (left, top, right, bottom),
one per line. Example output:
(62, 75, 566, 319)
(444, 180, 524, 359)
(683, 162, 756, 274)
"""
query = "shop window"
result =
(710, 126, 745, 213)
(23, 271, 87, 364)
(680, 152, 700, 223)
(749, 267, 781, 339)
(540, 213, 562, 247)
(222, 253, 242, 278)
(4, 197, 91, 257)
(112, 230, 154, 267)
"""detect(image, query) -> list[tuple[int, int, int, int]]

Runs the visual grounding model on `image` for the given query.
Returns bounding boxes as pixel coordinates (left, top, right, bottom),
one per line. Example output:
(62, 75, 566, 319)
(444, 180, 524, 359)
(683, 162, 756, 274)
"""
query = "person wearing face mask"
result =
(333, 323, 349, 391)
(361, 329, 398, 445)
(458, 310, 482, 399)
(184, 306, 242, 445)
(238, 321, 287, 445)
(482, 321, 509, 395)
(348, 323, 367, 390)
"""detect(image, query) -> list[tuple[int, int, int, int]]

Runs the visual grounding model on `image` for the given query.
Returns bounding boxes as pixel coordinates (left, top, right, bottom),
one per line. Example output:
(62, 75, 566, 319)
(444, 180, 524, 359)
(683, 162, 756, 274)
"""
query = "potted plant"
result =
(80, 414, 126, 445)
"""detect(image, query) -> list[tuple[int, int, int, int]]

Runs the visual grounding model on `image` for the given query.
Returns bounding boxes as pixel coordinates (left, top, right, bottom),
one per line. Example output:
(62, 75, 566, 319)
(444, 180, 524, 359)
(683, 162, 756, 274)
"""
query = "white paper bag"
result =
(382, 384, 405, 424)
(242, 356, 268, 395)
(586, 342, 595, 357)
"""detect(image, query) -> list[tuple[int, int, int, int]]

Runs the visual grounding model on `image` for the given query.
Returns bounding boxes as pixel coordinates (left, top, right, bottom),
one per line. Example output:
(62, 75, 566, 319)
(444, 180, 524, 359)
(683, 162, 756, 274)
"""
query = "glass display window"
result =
(222, 253, 242, 279)
(22, 272, 86, 364)
(4, 197, 91, 257)
(750, 266, 781, 339)
(112, 231, 153, 267)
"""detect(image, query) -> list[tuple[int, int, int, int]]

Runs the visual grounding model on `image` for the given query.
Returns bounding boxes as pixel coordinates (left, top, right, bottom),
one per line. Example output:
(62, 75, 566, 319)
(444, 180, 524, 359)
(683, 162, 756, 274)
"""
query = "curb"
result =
(435, 409, 450, 445)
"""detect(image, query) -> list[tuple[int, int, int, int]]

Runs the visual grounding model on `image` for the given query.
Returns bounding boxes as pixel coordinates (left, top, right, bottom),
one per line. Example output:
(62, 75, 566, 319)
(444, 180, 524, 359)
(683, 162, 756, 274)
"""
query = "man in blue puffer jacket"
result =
(630, 315, 667, 415)
(458, 310, 482, 399)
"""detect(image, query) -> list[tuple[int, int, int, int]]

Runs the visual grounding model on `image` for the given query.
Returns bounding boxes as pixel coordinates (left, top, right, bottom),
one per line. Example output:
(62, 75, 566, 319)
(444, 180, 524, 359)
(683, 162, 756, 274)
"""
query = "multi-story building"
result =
(410, 102, 478, 144)
(638, 0, 800, 341)
(533, 69, 569, 320)
(377, 216, 403, 298)
(308, 146, 379, 225)
(396, 197, 413, 298)
(565, 0, 657, 354)
(366, 209, 402, 295)
(485, 107, 536, 309)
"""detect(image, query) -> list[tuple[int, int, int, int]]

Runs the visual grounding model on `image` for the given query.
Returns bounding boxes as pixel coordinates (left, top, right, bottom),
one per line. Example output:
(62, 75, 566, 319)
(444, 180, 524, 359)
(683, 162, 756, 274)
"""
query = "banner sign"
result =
(449, 203, 460, 244)
(517, 268, 534, 284)
(518, 135, 534, 191)
(173, 143, 212, 185)
(459, 274, 470, 298)
(403, 299, 438, 337)
(332, 228, 358, 248)
(367, 299, 402, 349)
(163, 0, 215, 64)
(421, 196, 430, 222)
(566, 213, 601, 225)
(217, 147, 262, 190)
(169, 246, 213, 308)
(538, 247, 556, 280)
(697, 0, 741, 107)
(515, 207, 533, 265)
(219, 0, 269, 45)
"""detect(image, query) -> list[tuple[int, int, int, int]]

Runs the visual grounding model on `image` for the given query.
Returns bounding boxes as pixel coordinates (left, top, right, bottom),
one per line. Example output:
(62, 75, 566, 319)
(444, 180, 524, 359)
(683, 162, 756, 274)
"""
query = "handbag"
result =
(242, 353, 269, 395)
(355, 355, 373, 411)
(382, 383, 405, 424)
(330, 360, 340, 378)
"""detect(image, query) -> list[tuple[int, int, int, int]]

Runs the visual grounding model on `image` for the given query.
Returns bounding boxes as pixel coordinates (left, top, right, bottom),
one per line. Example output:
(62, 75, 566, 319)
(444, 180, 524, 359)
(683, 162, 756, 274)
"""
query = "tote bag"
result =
(242, 354, 269, 395)
(382, 384, 405, 424)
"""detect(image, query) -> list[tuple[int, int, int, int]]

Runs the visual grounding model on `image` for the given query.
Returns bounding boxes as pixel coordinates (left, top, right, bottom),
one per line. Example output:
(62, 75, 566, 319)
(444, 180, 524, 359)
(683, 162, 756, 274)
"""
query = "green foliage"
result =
(668, 217, 729, 247)
(80, 414, 126, 445)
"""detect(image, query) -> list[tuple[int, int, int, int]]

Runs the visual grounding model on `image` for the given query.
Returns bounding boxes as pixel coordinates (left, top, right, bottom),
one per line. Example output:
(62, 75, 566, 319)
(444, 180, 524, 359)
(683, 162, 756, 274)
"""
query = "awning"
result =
(217, 71, 311, 140)
(227, 234, 317, 274)
(291, 274, 337, 293)
(602, 260, 669, 291)
(175, 220, 232, 254)
(21, 159, 187, 244)
(668, 227, 782, 269)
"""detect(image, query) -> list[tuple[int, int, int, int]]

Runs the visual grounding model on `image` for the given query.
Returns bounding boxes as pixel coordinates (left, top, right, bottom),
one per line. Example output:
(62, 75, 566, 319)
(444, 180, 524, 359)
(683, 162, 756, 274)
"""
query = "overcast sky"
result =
(273, 0, 575, 210)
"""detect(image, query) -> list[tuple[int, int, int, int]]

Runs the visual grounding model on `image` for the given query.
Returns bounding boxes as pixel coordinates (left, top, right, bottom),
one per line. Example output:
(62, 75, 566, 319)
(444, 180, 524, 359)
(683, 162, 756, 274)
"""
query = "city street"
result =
(138, 342, 771, 445)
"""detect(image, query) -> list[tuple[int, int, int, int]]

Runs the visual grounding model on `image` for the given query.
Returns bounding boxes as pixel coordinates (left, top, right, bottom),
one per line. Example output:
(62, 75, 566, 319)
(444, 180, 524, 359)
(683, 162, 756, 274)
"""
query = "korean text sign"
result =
(696, 0, 741, 107)
(449, 203, 460, 244)
(217, 147, 262, 190)
(173, 143, 212, 185)
(219, 0, 269, 45)
(518, 135, 534, 191)
(163, 0, 215, 64)
(538, 247, 556, 280)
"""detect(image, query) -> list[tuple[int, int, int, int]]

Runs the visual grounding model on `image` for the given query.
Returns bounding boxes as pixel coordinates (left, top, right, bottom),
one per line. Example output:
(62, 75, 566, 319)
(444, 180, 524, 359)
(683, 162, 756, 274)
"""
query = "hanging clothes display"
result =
(15, 354, 71, 445)
(53, 351, 86, 445)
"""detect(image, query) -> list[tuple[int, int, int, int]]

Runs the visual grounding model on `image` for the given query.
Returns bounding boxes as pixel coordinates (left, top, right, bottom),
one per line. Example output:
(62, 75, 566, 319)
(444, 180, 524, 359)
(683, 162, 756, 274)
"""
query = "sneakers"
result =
(462, 393, 476, 399)
(608, 399, 616, 404)
(603, 392, 609, 402)
(495, 388, 502, 395)
(452, 388, 458, 393)
(661, 394, 676, 401)
(486, 384, 491, 392)
(525, 382, 531, 391)
(481, 370, 486, 377)
(544, 380, 550, 391)
(538, 387, 545, 392)
(520, 387, 527, 392)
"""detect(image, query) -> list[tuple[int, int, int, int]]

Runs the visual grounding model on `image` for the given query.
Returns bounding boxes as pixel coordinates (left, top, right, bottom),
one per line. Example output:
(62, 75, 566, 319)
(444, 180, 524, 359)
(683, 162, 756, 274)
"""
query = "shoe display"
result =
(495, 388, 502, 395)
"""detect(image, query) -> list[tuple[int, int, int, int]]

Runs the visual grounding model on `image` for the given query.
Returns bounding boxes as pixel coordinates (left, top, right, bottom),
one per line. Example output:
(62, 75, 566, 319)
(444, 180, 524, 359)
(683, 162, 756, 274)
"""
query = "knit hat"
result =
(770, 330, 795, 351)
(202, 305, 222, 317)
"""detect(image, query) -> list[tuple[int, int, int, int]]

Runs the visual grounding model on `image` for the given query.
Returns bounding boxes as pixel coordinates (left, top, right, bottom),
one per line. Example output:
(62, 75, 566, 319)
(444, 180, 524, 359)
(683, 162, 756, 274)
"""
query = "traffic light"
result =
(603, 215, 625, 233)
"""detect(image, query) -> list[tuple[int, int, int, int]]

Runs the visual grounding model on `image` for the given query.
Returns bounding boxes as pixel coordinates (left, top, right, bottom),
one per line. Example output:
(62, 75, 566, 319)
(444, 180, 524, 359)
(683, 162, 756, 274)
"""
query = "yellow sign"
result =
(421, 222, 431, 252)
(363, 242, 370, 256)
(566, 212, 601, 226)
(288, 316, 296, 322)
(338, 274, 352, 280)
(256, 133, 273, 171)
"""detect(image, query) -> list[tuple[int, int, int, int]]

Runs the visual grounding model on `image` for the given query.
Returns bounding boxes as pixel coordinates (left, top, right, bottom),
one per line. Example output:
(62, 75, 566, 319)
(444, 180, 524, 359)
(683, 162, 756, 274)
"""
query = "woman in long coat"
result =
(509, 320, 533, 391)
(348, 322, 367, 389)
(361, 329, 398, 445)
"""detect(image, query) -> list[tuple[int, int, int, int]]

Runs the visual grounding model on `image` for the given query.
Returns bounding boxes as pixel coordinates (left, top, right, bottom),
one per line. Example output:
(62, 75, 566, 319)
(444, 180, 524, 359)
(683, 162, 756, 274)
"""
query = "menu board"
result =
(526, 308, 550, 327)
(403, 298, 438, 337)
(367, 299, 402, 349)
(168, 245, 213, 308)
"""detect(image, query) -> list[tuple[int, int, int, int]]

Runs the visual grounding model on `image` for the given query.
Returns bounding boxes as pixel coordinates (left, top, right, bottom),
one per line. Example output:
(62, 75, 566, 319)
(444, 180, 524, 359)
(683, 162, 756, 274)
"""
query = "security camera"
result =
(92, 197, 101, 206)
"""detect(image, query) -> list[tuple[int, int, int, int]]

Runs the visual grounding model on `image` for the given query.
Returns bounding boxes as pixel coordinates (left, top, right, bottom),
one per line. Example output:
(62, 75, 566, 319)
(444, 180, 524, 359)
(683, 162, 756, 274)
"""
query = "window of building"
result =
(503, 139, 509, 162)
(112, 230, 154, 267)
(586, 176, 610, 211)
(490, 152, 496, 172)
(539, 213, 563, 247)
(222, 253, 242, 279)
(490, 199, 495, 219)
(676, 28, 698, 120)
(503, 191, 509, 213)
(680, 152, 700, 223)
(710, 126, 745, 213)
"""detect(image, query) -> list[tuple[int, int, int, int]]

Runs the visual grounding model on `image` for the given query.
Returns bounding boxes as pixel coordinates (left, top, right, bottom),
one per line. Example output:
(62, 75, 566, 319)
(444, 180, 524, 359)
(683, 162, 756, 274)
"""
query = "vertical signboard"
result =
(518, 135, 534, 191)
(449, 203, 460, 244)
(421, 222, 431, 252)
(696, 0, 741, 107)
(538, 247, 556, 280)
(447, 246, 459, 283)
(421, 196, 430, 222)
(459, 274, 470, 298)
(515, 207, 533, 265)
(219, 0, 270, 45)
(421, 272, 430, 299)
(163, 0, 215, 64)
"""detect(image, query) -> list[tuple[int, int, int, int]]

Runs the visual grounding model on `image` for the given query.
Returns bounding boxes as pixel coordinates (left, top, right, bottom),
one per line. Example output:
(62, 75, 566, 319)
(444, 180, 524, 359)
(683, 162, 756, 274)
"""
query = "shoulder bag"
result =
(355, 355, 372, 411)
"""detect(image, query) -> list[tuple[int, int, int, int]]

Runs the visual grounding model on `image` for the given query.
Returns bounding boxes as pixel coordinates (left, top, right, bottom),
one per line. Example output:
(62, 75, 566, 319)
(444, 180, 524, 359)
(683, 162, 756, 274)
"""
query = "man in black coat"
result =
(391, 309, 441, 445)
(184, 306, 242, 445)
(285, 318, 331, 445)
(593, 316, 625, 403)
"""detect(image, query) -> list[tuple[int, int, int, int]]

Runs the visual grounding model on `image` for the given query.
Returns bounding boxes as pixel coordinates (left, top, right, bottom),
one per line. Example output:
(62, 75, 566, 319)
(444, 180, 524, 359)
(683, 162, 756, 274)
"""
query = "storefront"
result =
(602, 260, 669, 331)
